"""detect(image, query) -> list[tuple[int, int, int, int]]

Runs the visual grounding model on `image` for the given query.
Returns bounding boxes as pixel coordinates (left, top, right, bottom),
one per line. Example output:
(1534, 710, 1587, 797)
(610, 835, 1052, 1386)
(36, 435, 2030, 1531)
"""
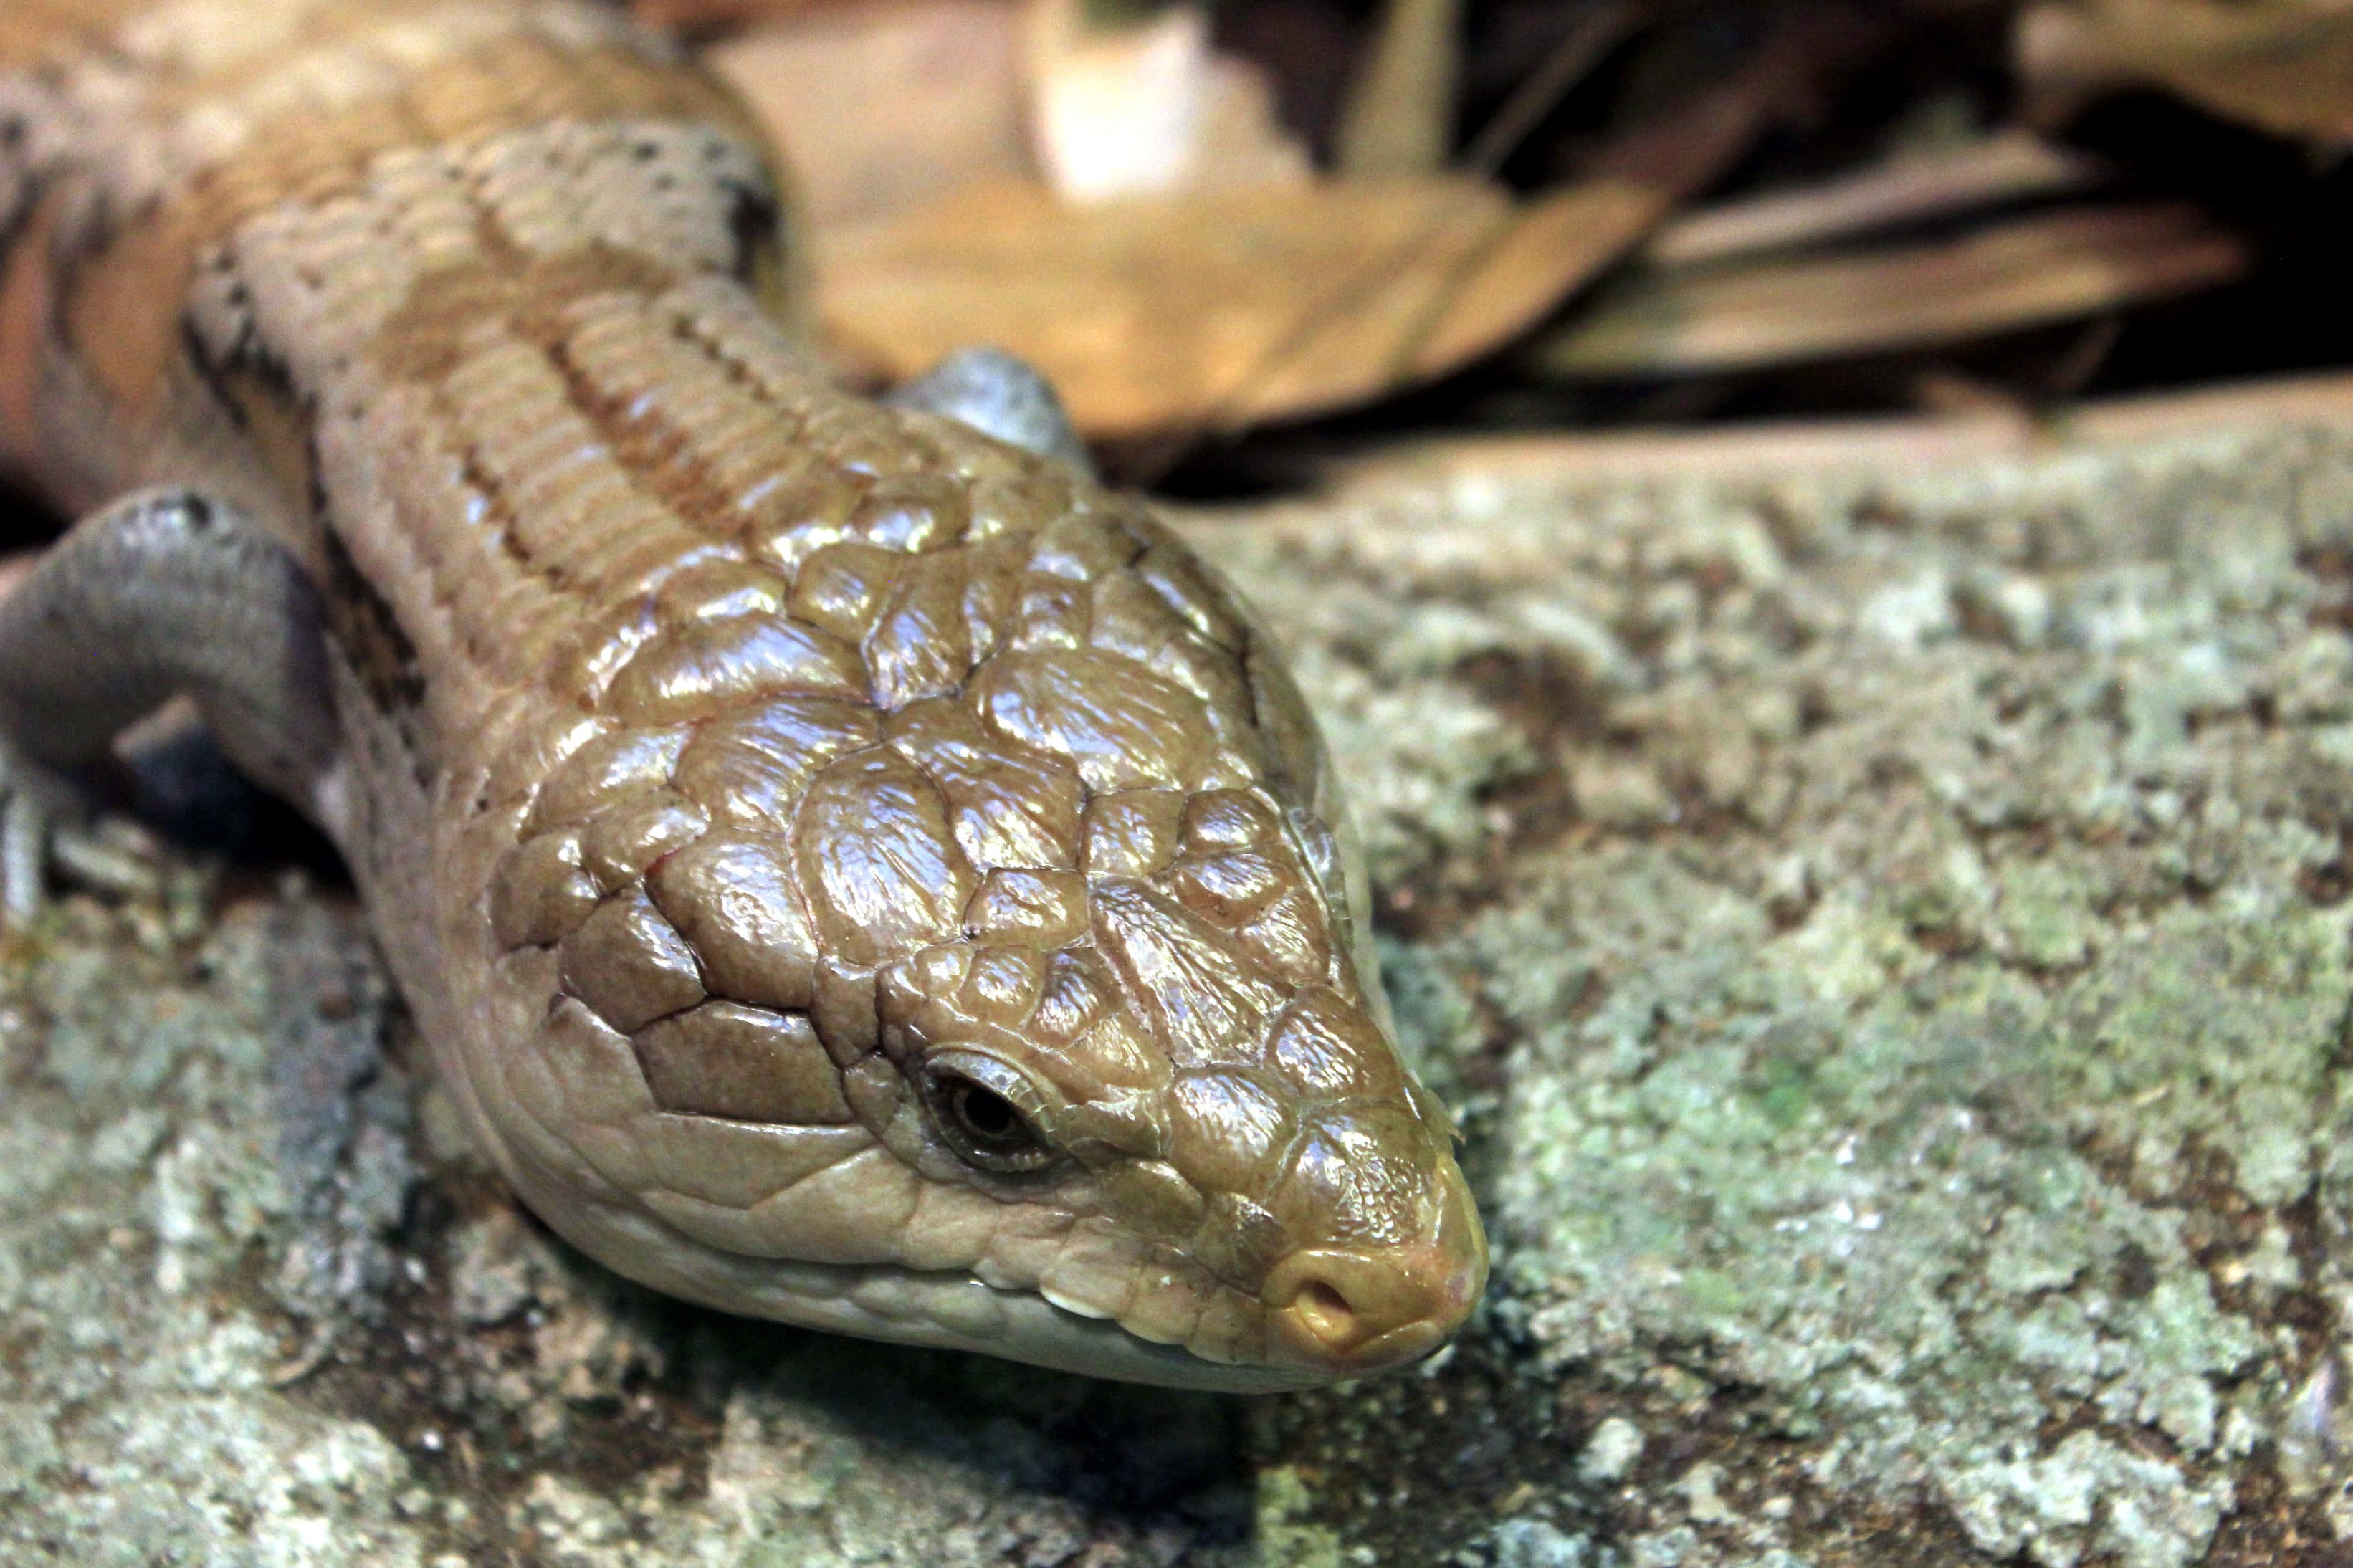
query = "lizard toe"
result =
(0, 737, 86, 929)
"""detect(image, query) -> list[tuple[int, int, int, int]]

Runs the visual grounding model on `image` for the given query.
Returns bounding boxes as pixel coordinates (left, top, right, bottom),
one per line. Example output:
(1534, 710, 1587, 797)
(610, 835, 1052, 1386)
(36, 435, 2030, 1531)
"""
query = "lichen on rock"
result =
(11, 416, 2353, 1563)
(1226, 421, 2353, 1567)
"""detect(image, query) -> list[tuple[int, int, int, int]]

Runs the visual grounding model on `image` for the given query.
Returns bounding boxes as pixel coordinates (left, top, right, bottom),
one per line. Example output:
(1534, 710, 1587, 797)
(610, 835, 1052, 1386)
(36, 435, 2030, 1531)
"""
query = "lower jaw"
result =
(522, 1182, 1335, 1391)
(707, 1253, 1337, 1391)
(851, 1269, 1338, 1392)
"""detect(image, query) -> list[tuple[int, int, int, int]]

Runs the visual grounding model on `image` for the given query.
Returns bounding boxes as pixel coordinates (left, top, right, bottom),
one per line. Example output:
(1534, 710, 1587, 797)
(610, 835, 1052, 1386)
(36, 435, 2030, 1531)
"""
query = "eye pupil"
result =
(927, 1068, 1058, 1172)
(953, 1083, 1019, 1142)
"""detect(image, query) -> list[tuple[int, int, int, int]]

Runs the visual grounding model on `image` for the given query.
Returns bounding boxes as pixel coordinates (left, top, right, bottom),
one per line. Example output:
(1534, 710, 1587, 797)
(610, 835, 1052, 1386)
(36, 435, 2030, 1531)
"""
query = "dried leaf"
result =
(1335, 0, 1464, 178)
(2018, 0, 2353, 145)
(1646, 131, 2099, 268)
(1190, 59, 1314, 193)
(818, 21, 1811, 438)
(1317, 368, 2353, 493)
(822, 177, 1658, 436)
(707, 1, 1030, 229)
(1025, 0, 1309, 201)
(1462, 0, 1648, 173)
(1534, 202, 2248, 378)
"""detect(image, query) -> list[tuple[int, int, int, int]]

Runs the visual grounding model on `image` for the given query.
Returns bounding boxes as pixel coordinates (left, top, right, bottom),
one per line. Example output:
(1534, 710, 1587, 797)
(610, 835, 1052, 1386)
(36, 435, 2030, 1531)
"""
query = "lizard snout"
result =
(1262, 1177, 1487, 1375)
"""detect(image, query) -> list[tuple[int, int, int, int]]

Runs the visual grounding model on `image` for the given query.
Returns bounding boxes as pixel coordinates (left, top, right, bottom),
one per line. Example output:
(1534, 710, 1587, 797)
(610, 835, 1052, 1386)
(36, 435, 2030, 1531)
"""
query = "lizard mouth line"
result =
(618, 1226, 1343, 1390)
(791, 1258, 1344, 1392)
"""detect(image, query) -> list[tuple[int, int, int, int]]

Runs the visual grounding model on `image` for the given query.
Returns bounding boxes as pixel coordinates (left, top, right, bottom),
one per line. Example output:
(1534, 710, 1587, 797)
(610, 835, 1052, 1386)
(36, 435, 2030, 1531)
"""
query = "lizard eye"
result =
(923, 1058, 1061, 1174)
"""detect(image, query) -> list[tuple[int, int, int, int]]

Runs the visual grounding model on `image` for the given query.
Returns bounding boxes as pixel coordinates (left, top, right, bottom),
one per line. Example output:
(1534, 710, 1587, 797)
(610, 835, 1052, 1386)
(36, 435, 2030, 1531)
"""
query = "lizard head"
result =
(848, 784, 1489, 1390)
(468, 426, 1484, 1391)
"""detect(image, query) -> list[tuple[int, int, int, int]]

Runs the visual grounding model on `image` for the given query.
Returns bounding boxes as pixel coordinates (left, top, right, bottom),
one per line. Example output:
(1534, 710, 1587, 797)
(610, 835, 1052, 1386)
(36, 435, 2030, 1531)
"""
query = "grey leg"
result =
(884, 347, 1096, 477)
(0, 489, 338, 921)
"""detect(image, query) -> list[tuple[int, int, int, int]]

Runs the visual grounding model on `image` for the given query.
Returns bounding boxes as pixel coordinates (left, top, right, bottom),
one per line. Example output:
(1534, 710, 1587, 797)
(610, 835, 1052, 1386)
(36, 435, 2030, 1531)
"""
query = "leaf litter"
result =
(644, 0, 2353, 468)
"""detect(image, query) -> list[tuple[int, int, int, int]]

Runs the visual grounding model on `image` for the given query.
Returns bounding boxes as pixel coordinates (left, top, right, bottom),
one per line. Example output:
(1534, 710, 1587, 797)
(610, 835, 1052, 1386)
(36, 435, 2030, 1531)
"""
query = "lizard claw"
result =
(0, 731, 82, 929)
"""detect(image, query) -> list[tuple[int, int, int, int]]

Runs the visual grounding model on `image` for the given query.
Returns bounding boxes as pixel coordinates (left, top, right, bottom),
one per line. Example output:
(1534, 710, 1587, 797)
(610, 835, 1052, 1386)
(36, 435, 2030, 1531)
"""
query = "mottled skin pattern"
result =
(0, 0, 1486, 1389)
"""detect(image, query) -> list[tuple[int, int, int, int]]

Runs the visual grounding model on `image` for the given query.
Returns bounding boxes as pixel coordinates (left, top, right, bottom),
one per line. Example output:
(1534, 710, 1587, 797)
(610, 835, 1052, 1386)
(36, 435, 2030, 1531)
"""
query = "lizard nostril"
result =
(1271, 1253, 1438, 1359)
(1265, 1180, 1489, 1372)
(1289, 1277, 1358, 1349)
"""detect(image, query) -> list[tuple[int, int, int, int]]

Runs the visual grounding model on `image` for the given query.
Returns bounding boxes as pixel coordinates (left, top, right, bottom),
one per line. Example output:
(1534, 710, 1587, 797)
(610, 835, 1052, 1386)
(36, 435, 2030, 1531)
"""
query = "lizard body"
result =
(0, 0, 1485, 1390)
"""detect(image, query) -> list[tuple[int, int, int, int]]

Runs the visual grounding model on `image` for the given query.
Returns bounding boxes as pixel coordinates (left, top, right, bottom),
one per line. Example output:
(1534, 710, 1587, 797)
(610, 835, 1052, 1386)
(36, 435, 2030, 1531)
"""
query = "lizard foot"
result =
(884, 346, 1094, 476)
(0, 484, 339, 932)
(0, 730, 86, 928)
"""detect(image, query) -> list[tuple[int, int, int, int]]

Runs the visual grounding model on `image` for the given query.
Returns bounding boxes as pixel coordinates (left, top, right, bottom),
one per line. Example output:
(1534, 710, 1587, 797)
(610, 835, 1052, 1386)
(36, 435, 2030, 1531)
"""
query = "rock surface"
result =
(10, 413, 2353, 1564)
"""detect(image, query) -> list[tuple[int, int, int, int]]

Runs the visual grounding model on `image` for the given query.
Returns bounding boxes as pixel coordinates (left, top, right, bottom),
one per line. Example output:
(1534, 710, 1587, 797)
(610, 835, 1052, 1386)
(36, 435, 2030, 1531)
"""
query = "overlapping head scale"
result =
(469, 374, 1485, 1391)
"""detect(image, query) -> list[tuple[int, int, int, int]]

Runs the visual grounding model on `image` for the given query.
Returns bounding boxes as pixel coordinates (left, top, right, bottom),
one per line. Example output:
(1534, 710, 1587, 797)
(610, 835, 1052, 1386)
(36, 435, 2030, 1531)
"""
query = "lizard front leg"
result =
(0, 489, 338, 922)
(884, 346, 1095, 474)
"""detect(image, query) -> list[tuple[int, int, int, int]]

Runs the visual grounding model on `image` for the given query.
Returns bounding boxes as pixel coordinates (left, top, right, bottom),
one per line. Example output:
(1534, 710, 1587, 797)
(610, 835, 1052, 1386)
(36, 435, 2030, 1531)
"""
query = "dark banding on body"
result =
(321, 520, 432, 780)
(23, 0, 754, 428)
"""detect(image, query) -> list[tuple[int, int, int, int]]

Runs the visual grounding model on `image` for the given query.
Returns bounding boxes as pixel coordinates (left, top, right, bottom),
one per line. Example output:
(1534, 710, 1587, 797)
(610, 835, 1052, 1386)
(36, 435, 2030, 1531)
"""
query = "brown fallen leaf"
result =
(817, 9, 1848, 439)
(1315, 367, 2353, 494)
(1461, 0, 1651, 174)
(1335, 0, 1464, 178)
(819, 176, 1636, 437)
(2018, 0, 2353, 145)
(705, 0, 1031, 229)
(1644, 130, 2100, 269)
(1531, 202, 2248, 378)
(1023, 0, 1309, 200)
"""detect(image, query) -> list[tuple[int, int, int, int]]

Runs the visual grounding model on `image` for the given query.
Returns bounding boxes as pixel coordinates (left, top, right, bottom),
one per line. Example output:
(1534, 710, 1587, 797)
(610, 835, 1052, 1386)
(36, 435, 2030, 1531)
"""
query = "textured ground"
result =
(9, 407, 2353, 1565)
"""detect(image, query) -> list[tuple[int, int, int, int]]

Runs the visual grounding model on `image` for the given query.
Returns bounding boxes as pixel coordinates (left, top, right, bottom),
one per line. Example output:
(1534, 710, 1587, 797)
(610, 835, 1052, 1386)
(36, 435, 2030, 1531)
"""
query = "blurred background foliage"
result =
(631, 0, 2353, 489)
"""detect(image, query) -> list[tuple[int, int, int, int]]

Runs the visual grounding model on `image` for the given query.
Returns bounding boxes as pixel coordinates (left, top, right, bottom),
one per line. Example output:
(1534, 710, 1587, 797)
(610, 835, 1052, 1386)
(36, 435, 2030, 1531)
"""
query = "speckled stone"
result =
(11, 416, 2353, 1564)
